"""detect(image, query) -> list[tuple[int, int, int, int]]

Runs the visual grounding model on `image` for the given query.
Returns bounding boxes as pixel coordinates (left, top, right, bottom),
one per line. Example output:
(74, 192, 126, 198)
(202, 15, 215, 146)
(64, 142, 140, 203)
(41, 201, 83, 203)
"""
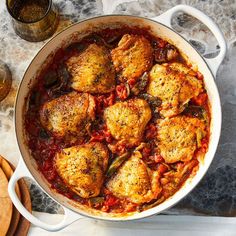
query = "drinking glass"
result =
(6, 0, 59, 42)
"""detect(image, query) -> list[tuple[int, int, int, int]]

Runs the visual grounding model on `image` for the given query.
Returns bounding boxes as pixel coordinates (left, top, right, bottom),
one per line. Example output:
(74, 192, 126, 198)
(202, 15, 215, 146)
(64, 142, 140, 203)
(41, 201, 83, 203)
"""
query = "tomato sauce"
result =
(25, 26, 211, 213)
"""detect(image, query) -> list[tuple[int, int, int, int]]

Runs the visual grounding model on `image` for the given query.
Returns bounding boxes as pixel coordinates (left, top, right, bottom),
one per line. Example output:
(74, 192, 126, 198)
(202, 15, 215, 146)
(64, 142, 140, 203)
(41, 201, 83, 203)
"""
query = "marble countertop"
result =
(0, 0, 236, 217)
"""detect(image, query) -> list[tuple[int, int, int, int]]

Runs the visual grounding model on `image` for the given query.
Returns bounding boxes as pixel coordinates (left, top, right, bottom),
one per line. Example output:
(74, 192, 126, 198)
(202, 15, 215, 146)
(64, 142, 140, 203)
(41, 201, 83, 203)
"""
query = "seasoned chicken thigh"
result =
(106, 151, 162, 204)
(147, 63, 203, 117)
(104, 98, 151, 146)
(66, 44, 116, 93)
(157, 116, 206, 163)
(55, 142, 109, 198)
(168, 62, 195, 74)
(40, 92, 95, 140)
(111, 34, 153, 82)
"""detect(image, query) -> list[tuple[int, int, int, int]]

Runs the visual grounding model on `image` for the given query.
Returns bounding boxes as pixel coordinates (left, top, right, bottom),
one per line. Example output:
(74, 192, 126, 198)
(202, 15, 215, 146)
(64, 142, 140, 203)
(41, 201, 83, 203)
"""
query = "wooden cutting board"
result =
(0, 156, 22, 236)
(14, 178, 32, 236)
(0, 167, 13, 236)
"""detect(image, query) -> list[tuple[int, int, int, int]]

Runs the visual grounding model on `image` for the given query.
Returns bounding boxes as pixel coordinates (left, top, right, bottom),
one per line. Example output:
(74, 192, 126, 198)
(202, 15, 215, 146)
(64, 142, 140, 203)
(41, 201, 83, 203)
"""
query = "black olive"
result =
(45, 66, 71, 96)
(29, 90, 41, 107)
(65, 43, 87, 53)
(57, 66, 71, 91)
(139, 93, 162, 109)
(72, 194, 83, 202)
(154, 48, 167, 63)
(39, 129, 50, 139)
(44, 70, 58, 88)
(183, 105, 203, 118)
(131, 73, 148, 95)
(153, 43, 179, 63)
(58, 66, 70, 81)
(52, 182, 68, 193)
(87, 34, 114, 48)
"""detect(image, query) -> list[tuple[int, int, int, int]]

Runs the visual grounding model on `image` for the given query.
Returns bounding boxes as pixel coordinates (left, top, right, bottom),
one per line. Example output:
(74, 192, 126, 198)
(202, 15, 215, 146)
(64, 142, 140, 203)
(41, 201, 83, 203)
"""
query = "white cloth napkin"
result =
(28, 211, 236, 236)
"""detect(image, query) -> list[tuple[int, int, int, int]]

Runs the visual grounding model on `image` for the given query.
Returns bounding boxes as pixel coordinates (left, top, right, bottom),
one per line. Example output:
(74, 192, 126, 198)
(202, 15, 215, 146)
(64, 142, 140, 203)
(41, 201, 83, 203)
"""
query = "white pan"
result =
(8, 4, 227, 232)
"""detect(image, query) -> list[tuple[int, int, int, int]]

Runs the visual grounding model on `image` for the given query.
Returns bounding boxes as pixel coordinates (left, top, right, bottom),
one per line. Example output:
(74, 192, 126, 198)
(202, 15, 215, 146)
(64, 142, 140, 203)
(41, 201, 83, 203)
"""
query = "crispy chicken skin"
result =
(147, 63, 203, 117)
(104, 98, 152, 146)
(40, 92, 95, 140)
(106, 151, 162, 204)
(66, 44, 116, 94)
(157, 116, 206, 163)
(55, 142, 109, 198)
(111, 34, 153, 82)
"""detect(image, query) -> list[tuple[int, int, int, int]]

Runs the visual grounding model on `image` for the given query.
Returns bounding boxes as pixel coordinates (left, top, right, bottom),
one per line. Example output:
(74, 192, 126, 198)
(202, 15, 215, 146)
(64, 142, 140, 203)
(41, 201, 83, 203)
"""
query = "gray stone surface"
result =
(0, 0, 236, 216)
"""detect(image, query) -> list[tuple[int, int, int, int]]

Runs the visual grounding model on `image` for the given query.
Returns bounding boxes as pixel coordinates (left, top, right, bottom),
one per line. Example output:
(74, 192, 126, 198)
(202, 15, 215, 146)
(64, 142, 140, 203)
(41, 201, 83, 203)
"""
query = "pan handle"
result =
(151, 4, 227, 77)
(8, 158, 83, 231)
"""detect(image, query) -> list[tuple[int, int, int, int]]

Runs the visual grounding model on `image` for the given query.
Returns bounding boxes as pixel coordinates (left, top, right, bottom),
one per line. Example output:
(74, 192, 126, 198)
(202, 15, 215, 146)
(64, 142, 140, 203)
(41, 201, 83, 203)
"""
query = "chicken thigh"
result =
(104, 98, 151, 146)
(66, 44, 116, 94)
(111, 34, 153, 82)
(147, 63, 203, 117)
(157, 116, 206, 163)
(40, 92, 95, 140)
(55, 142, 109, 198)
(106, 151, 162, 204)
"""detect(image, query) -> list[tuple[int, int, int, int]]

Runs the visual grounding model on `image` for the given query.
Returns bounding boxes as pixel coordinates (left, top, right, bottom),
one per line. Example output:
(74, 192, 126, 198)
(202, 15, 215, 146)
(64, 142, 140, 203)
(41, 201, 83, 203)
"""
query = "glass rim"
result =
(6, 0, 52, 24)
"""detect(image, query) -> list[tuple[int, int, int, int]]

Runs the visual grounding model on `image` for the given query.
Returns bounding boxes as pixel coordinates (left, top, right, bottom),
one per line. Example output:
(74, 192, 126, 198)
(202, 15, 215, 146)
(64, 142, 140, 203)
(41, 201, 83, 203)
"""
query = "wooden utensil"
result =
(0, 167, 13, 236)
(0, 156, 22, 236)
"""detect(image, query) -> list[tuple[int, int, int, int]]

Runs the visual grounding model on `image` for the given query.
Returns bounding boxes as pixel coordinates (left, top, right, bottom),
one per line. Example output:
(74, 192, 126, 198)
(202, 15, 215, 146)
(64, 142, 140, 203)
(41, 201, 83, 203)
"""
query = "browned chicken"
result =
(147, 63, 203, 117)
(55, 142, 109, 198)
(111, 34, 153, 82)
(40, 92, 95, 140)
(104, 98, 151, 146)
(157, 116, 206, 163)
(66, 44, 116, 94)
(106, 151, 162, 204)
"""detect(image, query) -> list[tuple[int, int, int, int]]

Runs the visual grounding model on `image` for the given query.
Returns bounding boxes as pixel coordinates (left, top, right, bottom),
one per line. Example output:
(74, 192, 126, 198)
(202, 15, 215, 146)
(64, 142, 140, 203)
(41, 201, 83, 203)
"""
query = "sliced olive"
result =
(106, 152, 130, 177)
(72, 194, 83, 203)
(154, 44, 179, 63)
(183, 105, 203, 118)
(39, 129, 50, 139)
(154, 48, 167, 63)
(131, 72, 148, 95)
(139, 93, 162, 109)
(57, 66, 70, 90)
(46, 66, 71, 95)
(65, 42, 87, 53)
(87, 34, 114, 49)
(52, 182, 68, 193)
(58, 66, 70, 80)
(29, 90, 41, 107)
(44, 70, 58, 88)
